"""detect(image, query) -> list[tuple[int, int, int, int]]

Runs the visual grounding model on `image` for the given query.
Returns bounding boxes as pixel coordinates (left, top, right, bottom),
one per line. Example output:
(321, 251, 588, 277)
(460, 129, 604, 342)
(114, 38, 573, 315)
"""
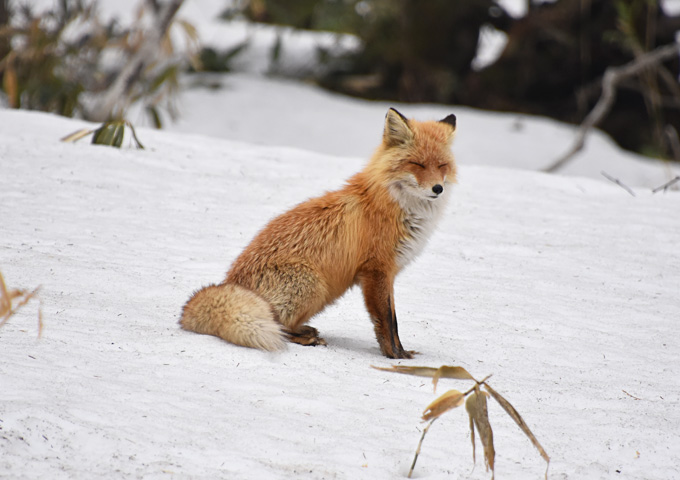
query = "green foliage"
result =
(612, 0, 656, 51)
(197, 42, 249, 73)
(62, 120, 145, 149)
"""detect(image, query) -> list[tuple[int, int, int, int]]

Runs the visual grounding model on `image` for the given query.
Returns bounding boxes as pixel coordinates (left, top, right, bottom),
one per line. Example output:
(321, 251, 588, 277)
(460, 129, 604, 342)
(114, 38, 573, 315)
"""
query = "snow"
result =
(2, 102, 680, 479)
(164, 72, 678, 189)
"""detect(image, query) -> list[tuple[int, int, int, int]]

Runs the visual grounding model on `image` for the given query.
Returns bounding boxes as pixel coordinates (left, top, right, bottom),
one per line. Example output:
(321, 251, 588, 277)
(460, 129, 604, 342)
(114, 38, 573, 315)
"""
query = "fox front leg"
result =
(360, 270, 416, 359)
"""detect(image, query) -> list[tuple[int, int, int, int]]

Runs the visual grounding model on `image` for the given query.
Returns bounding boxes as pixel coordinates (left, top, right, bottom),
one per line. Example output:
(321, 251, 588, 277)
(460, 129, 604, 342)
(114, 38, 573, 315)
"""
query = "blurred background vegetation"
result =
(235, 0, 680, 159)
(2, 0, 680, 159)
(0, 0, 197, 128)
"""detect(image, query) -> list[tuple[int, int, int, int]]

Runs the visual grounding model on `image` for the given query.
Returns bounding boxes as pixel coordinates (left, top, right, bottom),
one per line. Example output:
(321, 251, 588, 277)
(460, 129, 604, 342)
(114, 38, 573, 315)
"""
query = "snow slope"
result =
(1, 108, 679, 480)
(25, 0, 680, 188)
(166, 72, 679, 190)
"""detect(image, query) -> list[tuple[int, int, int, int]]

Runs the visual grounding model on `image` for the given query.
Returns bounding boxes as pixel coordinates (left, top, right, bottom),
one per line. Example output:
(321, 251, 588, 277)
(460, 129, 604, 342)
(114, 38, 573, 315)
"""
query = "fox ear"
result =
(439, 114, 456, 131)
(384, 108, 413, 147)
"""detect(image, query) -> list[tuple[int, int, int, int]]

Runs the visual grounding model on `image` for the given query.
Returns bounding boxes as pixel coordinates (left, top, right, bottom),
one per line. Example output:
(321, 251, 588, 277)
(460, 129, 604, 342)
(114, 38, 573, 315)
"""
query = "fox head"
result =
(377, 108, 457, 205)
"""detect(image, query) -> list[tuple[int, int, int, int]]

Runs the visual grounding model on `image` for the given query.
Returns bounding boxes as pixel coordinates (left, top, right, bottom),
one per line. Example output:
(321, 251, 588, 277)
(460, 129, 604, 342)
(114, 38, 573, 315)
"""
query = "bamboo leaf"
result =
(176, 19, 199, 44)
(422, 389, 465, 421)
(0, 270, 42, 333)
(99, 124, 116, 145)
(112, 123, 125, 147)
(372, 365, 441, 378)
(147, 106, 162, 129)
(61, 128, 95, 143)
(468, 399, 476, 464)
(372, 365, 477, 392)
(466, 389, 495, 476)
(92, 123, 110, 145)
(432, 366, 476, 392)
(0, 272, 11, 318)
(483, 383, 550, 466)
(149, 65, 178, 94)
(222, 41, 249, 63)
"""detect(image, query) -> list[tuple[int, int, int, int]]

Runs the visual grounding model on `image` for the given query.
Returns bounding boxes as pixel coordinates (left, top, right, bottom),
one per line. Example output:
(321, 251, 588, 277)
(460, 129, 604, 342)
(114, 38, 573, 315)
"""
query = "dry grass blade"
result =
(483, 383, 550, 468)
(466, 389, 495, 477)
(61, 128, 95, 143)
(422, 389, 465, 421)
(372, 365, 476, 392)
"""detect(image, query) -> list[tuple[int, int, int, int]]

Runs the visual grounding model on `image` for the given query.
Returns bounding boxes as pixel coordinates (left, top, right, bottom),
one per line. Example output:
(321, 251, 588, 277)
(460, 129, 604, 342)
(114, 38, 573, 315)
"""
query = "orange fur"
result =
(180, 108, 457, 358)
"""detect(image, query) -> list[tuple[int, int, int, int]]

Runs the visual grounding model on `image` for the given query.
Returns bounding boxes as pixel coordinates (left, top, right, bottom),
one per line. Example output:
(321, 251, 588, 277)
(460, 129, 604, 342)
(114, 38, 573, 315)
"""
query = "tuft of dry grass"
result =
(373, 364, 550, 479)
(0, 271, 43, 337)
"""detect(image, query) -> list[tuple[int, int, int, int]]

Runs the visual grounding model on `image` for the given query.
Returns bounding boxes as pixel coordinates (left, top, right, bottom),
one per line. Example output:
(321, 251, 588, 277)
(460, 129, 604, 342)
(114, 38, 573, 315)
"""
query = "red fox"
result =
(180, 108, 457, 358)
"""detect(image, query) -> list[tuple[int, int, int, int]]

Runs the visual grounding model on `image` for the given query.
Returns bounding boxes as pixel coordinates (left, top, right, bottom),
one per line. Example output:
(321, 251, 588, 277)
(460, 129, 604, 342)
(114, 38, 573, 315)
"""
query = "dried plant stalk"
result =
(376, 364, 549, 479)
(0, 271, 43, 335)
(408, 418, 437, 479)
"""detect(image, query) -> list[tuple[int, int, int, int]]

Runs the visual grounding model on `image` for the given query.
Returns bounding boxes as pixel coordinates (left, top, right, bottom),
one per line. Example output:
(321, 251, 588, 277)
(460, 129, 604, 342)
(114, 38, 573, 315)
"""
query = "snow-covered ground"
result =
(3, 1, 680, 478)
(165, 72, 678, 189)
(1, 103, 679, 479)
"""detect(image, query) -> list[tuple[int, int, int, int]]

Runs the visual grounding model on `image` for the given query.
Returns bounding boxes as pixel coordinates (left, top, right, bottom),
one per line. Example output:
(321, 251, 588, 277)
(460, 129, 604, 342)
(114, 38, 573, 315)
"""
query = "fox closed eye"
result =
(409, 161, 426, 169)
(438, 164, 448, 170)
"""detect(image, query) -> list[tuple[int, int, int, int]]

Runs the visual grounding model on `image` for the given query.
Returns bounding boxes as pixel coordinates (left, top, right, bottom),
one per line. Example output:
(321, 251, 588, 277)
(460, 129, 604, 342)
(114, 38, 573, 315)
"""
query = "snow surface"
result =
(2, 106, 680, 479)
(3, 1, 680, 477)
(165, 72, 679, 189)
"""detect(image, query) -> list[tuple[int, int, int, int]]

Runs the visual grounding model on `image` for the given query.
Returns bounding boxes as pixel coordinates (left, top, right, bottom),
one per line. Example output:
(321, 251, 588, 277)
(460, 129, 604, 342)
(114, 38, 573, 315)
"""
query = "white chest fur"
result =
(389, 184, 450, 269)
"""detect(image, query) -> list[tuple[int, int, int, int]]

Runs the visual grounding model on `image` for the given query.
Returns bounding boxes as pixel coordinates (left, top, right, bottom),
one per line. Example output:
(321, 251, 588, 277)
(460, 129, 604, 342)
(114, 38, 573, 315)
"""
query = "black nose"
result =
(432, 184, 443, 195)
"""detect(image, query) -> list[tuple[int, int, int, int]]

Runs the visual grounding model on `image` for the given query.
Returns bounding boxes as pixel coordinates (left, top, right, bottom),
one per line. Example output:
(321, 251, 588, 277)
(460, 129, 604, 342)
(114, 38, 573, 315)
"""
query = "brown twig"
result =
(545, 42, 680, 173)
(622, 390, 642, 400)
(408, 419, 437, 478)
(652, 176, 680, 193)
(601, 171, 636, 197)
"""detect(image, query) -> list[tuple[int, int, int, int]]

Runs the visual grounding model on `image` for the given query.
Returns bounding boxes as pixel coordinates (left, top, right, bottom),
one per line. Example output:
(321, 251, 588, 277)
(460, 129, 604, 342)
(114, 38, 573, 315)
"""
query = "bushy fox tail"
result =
(179, 283, 285, 351)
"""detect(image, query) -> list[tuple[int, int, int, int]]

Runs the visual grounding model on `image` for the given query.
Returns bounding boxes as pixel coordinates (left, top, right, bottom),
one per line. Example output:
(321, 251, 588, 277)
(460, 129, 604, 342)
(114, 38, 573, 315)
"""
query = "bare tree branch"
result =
(545, 42, 680, 173)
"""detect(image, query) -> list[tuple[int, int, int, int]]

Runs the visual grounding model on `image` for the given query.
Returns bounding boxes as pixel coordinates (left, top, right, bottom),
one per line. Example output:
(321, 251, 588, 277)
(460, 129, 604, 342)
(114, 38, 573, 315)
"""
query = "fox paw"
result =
(386, 349, 419, 359)
(285, 326, 327, 347)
